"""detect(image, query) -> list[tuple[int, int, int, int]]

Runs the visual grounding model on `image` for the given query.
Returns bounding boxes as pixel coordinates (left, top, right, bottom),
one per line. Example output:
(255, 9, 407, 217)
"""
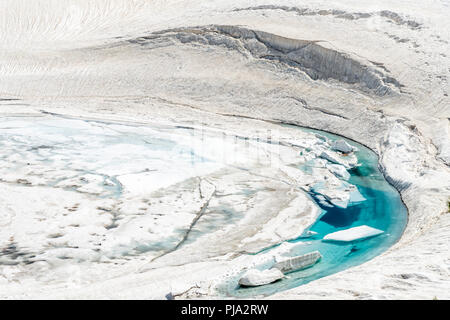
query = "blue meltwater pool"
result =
(219, 126, 408, 298)
(0, 116, 408, 296)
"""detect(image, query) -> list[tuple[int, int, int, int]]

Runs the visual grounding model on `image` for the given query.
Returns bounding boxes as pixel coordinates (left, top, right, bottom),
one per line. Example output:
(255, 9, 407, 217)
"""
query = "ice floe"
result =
(323, 225, 384, 242)
(326, 164, 350, 181)
(273, 251, 322, 273)
(238, 268, 284, 287)
(331, 139, 358, 154)
(319, 150, 359, 169)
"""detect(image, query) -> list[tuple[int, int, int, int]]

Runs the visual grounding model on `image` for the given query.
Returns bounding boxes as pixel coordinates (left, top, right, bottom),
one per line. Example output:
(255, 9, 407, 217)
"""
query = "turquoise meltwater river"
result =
(0, 116, 408, 297)
(219, 126, 408, 298)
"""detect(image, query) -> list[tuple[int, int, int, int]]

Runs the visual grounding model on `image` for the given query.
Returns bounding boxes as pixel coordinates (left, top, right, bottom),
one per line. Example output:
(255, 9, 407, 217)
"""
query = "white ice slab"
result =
(323, 225, 384, 242)
(320, 150, 358, 169)
(327, 164, 350, 180)
(238, 268, 284, 287)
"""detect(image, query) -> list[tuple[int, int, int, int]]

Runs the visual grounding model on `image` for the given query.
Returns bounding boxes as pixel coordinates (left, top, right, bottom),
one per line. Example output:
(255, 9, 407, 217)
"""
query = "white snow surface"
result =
(0, 0, 449, 300)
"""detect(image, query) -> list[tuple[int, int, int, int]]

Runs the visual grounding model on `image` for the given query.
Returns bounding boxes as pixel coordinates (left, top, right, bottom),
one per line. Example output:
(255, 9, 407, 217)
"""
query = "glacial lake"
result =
(219, 125, 408, 298)
(0, 115, 408, 297)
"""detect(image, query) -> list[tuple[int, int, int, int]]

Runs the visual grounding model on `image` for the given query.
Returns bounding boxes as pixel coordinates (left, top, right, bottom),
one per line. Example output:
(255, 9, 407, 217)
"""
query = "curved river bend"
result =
(220, 126, 408, 297)
(0, 115, 407, 297)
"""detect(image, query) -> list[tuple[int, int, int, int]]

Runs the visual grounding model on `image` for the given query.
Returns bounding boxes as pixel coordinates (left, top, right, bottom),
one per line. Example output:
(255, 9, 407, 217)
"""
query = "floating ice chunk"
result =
(323, 190, 350, 208)
(323, 225, 384, 242)
(314, 133, 330, 144)
(314, 194, 333, 207)
(264, 241, 308, 259)
(327, 164, 350, 180)
(238, 268, 284, 287)
(273, 251, 322, 273)
(312, 182, 351, 208)
(331, 139, 357, 154)
(319, 150, 340, 164)
(320, 150, 358, 169)
(199, 179, 215, 199)
(348, 188, 366, 204)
